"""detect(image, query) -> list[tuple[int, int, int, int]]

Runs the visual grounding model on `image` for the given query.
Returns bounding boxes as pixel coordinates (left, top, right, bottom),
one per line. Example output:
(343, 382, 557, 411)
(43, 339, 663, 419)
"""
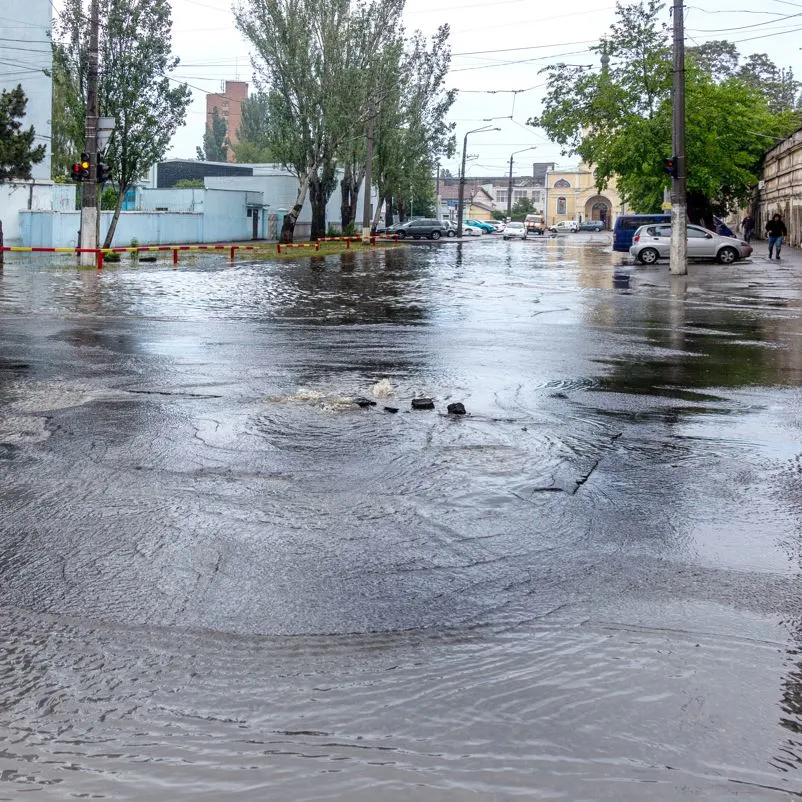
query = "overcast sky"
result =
(165, 0, 802, 177)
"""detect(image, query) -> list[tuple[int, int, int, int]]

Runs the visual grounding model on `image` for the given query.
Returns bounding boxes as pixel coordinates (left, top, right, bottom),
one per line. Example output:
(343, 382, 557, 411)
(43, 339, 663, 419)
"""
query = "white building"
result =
(0, 0, 54, 243)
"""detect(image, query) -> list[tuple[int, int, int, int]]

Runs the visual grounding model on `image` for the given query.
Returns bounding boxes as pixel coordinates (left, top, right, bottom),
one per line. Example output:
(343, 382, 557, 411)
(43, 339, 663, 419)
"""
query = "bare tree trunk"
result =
(397, 198, 407, 223)
(340, 163, 354, 231)
(385, 195, 393, 226)
(309, 175, 325, 241)
(280, 173, 311, 243)
(0, 219, 4, 267)
(102, 185, 126, 249)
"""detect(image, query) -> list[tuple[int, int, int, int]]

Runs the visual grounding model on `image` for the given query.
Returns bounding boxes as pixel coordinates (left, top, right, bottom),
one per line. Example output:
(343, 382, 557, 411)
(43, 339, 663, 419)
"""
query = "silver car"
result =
(629, 223, 752, 265)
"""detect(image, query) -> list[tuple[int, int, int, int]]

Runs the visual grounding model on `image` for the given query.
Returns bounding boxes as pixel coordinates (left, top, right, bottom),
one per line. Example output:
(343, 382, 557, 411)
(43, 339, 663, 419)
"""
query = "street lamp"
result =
(457, 124, 500, 239)
(506, 146, 538, 220)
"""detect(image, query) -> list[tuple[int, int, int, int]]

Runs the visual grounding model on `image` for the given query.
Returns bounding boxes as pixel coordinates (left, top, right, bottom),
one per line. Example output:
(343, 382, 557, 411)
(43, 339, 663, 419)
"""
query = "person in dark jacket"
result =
(741, 214, 755, 244)
(766, 213, 788, 260)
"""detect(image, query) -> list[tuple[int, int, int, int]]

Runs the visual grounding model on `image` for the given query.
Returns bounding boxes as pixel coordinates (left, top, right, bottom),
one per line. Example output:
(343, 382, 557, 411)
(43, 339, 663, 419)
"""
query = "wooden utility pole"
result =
(669, 0, 687, 275)
(362, 102, 374, 244)
(79, 0, 100, 266)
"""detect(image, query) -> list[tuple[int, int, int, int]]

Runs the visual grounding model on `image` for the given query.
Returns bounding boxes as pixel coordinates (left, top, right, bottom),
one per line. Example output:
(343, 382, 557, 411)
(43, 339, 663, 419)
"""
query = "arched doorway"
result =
(584, 196, 612, 229)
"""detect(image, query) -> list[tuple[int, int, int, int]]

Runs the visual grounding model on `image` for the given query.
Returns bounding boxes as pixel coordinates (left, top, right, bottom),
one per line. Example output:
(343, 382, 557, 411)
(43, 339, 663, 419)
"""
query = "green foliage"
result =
(511, 197, 535, 217)
(175, 178, 204, 188)
(491, 210, 506, 221)
(342, 222, 357, 236)
(197, 107, 228, 162)
(532, 0, 801, 214)
(232, 93, 273, 163)
(100, 186, 119, 210)
(53, 0, 192, 245)
(326, 224, 341, 237)
(234, 0, 455, 240)
(0, 85, 46, 181)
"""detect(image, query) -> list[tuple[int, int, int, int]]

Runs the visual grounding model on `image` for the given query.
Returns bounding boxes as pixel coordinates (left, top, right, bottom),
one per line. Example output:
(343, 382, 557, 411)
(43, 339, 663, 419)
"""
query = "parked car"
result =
(579, 220, 605, 231)
(467, 219, 496, 233)
(613, 213, 734, 252)
(629, 223, 752, 265)
(502, 221, 527, 240)
(489, 220, 506, 233)
(375, 221, 406, 235)
(549, 220, 579, 233)
(395, 218, 454, 240)
(524, 214, 546, 236)
(461, 223, 484, 237)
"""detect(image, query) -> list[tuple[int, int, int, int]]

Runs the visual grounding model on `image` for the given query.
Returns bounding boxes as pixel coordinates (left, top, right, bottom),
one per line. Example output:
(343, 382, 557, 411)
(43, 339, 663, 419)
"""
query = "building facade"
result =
(0, 0, 54, 242)
(755, 127, 802, 248)
(545, 165, 624, 230)
(205, 81, 248, 163)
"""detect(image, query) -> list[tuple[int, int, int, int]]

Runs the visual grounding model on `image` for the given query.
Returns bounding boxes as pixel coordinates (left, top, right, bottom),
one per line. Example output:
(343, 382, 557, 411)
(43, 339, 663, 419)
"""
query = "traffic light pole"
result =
(669, 0, 687, 276)
(79, 0, 100, 266)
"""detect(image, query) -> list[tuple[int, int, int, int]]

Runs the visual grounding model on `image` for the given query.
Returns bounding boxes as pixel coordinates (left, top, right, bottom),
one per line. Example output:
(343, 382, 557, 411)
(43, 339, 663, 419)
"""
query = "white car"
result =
(629, 223, 753, 265)
(549, 220, 579, 233)
(502, 221, 527, 240)
(461, 224, 484, 237)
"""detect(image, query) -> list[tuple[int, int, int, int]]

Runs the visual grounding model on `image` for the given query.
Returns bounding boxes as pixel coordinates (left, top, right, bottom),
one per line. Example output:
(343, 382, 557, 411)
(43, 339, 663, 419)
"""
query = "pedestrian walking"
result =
(766, 213, 788, 260)
(741, 214, 755, 244)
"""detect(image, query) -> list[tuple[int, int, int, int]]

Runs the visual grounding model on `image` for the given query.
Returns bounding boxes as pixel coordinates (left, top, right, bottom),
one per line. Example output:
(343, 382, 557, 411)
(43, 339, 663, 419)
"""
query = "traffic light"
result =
(97, 162, 110, 184)
(662, 156, 678, 179)
(70, 162, 83, 182)
(79, 153, 90, 181)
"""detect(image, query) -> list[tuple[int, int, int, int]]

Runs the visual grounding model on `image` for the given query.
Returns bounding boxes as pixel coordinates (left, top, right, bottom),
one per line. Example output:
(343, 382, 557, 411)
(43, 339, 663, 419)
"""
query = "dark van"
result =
(613, 214, 670, 252)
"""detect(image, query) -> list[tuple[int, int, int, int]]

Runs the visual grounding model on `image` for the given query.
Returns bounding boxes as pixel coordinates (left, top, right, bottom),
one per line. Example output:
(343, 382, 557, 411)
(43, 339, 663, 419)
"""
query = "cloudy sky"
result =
(166, 0, 802, 177)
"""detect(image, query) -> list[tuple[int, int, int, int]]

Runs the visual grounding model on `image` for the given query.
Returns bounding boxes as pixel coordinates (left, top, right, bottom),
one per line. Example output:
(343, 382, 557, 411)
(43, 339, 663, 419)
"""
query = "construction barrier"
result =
(276, 242, 320, 254)
(2, 235, 400, 268)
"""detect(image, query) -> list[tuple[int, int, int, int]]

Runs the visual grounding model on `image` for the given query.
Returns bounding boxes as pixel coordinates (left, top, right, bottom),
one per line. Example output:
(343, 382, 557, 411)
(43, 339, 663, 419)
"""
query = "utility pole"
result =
(79, 0, 100, 266)
(362, 101, 374, 244)
(435, 163, 441, 220)
(507, 146, 537, 220)
(669, 0, 687, 275)
(457, 124, 498, 239)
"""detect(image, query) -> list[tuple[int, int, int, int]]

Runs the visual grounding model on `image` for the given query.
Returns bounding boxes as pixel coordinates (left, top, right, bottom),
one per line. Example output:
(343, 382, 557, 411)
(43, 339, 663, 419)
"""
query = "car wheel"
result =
(638, 247, 659, 265)
(431, 231, 441, 240)
(717, 246, 738, 265)
(447, 230, 455, 238)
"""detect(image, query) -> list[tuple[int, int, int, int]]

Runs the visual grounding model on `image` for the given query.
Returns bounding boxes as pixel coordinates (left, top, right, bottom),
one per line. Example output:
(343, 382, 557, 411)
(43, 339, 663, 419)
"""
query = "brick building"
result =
(205, 81, 249, 163)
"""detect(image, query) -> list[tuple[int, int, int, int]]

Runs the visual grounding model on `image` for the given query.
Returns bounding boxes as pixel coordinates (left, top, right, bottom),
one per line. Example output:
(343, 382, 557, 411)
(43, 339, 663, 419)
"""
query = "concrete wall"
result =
(1, 183, 58, 243)
(757, 128, 802, 248)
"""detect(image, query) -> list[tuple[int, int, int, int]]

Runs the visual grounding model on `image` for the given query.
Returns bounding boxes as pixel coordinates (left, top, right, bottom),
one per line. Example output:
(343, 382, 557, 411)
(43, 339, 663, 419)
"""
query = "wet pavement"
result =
(1, 234, 802, 799)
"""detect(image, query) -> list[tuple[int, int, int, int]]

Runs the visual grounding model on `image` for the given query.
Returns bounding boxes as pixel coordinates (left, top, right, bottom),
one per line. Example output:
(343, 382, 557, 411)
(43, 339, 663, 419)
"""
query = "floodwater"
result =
(1, 235, 802, 799)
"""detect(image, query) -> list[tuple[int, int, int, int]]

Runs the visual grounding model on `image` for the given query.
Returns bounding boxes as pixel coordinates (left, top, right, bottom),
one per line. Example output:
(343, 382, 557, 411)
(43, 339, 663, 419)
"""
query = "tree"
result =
(739, 53, 800, 113)
(0, 85, 46, 262)
(232, 93, 273, 163)
(688, 40, 739, 82)
(510, 197, 535, 218)
(370, 26, 456, 229)
(53, 0, 192, 248)
(197, 107, 228, 162)
(532, 0, 799, 217)
(235, 0, 403, 242)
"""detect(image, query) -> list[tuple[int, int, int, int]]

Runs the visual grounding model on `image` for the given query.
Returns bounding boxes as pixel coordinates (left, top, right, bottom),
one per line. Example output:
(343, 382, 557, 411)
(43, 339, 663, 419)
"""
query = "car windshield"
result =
(508, 223, 523, 229)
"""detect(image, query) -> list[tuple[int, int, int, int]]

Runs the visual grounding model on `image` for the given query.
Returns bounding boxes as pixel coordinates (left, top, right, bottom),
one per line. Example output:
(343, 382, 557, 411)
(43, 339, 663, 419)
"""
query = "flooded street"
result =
(2, 235, 802, 799)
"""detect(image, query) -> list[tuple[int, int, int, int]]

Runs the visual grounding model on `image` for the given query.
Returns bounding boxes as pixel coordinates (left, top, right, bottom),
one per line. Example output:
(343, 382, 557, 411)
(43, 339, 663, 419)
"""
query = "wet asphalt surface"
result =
(1, 233, 802, 799)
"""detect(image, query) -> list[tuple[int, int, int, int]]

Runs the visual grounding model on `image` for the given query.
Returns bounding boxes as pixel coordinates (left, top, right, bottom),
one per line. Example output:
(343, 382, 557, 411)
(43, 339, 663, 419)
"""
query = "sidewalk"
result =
(750, 238, 802, 267)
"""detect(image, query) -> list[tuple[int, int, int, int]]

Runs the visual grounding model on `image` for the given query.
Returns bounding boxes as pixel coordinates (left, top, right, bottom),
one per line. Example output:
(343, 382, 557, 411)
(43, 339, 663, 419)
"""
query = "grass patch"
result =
(252, 240, 404, 259)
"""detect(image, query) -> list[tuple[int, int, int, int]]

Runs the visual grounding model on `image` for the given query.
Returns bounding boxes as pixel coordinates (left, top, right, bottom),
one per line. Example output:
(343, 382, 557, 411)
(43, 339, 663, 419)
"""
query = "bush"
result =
(326, 224, 342, 238)
(342, 222, 357, 236)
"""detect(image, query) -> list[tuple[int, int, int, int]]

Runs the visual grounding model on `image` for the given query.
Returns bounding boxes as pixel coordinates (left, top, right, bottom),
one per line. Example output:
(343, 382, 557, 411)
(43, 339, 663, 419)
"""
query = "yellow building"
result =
(545, 165, 625, 230)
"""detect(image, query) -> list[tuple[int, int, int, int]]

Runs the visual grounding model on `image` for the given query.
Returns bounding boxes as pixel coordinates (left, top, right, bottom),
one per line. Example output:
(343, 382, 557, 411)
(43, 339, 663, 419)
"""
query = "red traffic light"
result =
(662, 156, 679, 179)
(70, 163, 83, 182)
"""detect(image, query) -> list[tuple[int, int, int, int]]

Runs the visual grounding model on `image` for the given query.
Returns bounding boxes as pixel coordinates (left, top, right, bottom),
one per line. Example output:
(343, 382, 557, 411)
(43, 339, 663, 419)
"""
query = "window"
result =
(557, 197, 567, 215)
(554, 178, 571, 189)
(687, 226, 711, 238)
(495, 190, 508, 203)
(513, 190, 528, 202)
